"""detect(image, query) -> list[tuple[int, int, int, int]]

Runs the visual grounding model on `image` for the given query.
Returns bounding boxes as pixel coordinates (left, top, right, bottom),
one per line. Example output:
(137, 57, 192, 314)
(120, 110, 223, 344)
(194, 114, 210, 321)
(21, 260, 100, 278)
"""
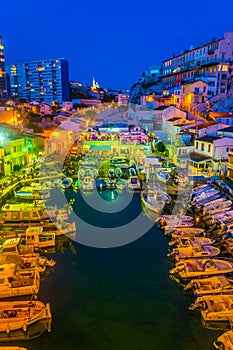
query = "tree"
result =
(156, 141, 166, 153)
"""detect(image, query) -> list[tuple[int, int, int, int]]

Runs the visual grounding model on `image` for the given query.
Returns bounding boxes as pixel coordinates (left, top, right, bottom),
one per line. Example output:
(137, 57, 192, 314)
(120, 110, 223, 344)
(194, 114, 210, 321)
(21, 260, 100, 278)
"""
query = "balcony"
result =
(208, 49, 215, 55)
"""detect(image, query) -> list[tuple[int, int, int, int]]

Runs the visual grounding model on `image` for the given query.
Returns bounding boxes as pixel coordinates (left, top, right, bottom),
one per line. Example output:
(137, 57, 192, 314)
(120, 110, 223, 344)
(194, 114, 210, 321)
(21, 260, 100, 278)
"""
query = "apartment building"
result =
(6, 58, 70, 103)
(0, 36, 6, 99)
(162, 32, 233, 98)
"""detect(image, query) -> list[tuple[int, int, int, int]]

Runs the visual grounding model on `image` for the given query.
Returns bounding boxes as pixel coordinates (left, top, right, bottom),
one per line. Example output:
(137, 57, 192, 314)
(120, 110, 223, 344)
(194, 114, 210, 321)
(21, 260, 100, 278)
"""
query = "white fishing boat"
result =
(208, 203, 232, 215)
(215, 210, 233, 221)
(128, 176, 141, 191)
(168, 245, 220, 261)
(163, 221, 194, 233)
(170, 258, 233, 280)
(169, 236, 215, 248)
(170, 227, 205, 237)
(82, 176, 95, 192)
(192, 190, 220, 205)
(0, 203, 50, 223)
(0, 238, 56, 272)
(15, 184, 50, 200)
(190, 294, 233, 330)
(19, 226, 55, 249)
(144, 189, 171, 204)
(192, 184, 212, 195)
(0, 300, 52, 341)
(0, 263, 40, 299)
(185, 275, 233, 296)
(206, 199, 232, 211)
(214, 330, 233, 349)
(202, 197, 227, 209)
(141, 191, 164, 214)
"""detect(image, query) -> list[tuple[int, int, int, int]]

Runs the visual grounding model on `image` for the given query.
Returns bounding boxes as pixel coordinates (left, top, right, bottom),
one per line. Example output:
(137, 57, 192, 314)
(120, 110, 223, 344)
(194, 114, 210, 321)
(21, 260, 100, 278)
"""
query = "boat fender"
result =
(23, 322, 27, 332)
(201, 301, 207, 310)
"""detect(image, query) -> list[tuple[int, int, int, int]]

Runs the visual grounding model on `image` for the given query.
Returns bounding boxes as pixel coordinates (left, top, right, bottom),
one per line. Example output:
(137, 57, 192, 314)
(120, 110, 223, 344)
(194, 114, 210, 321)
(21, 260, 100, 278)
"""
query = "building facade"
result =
(0, 36, 6, 99)
(6, 58, 70, 103)
(161, 32, 233, 98)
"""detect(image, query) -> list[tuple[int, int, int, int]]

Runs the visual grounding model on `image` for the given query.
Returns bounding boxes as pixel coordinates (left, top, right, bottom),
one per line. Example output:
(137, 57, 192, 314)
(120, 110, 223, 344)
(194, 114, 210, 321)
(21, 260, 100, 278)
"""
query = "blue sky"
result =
(2, 0, 233, 89)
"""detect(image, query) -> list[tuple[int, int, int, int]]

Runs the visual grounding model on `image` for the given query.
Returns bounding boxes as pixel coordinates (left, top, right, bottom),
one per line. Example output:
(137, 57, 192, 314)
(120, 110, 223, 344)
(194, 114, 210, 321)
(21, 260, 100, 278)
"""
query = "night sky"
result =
(2, 0, 233, 89)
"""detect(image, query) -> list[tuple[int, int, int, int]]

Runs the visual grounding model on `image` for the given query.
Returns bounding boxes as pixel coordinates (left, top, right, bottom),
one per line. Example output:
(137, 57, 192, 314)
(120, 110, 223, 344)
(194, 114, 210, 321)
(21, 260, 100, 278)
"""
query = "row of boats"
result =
(60, 175, 142, 192)
(0, 181, 79, 344)
(158, 182, 233, 349)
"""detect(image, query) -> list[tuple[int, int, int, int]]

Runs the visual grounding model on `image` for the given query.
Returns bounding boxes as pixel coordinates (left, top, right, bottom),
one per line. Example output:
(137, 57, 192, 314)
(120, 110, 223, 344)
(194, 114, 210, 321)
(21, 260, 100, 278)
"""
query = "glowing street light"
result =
(0, 135, 5, 144)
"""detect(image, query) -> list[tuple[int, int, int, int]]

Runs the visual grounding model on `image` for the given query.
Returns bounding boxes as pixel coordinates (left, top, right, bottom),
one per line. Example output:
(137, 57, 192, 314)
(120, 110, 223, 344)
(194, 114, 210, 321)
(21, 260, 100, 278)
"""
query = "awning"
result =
(89, 145, 111, 151)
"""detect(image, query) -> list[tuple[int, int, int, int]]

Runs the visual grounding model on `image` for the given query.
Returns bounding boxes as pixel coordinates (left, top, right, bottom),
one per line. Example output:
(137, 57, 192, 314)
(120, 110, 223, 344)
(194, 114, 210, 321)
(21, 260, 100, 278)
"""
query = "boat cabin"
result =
(22, 227, 55, 248)
(1, 203, 47, 222)
(0, 237, 34, 255)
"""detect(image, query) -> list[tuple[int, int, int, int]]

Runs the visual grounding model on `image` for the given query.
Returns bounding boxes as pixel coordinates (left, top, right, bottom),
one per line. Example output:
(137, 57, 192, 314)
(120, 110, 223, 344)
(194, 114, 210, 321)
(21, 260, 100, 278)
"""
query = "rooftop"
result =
(162, 35, 224, 63)
(189, 152, 212, 162)
(189, 122, 217, 130)
(196, 135, 221, 143)
(167, 117, 182, 122)
(154, 106, 169, 111)
(217, 126, 233, 133)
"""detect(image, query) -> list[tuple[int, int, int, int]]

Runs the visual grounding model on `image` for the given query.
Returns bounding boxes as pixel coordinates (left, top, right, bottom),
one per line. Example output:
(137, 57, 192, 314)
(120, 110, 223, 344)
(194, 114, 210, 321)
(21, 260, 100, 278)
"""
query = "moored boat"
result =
(170, 258, 233, 280)
(72, 179, 82, 192)
(0, 264, 40, 299)
(19, 226, 55, 249)
(214, 330, 233, 349)
(128, 176, 141, 191)
(0, 300, 52, 341)
(144, 189, 171, 204)
(165, 227, 204, 237)
(161, 215, 193, 222)
(169, 236, 215, 248)
(15, 184, 50, 200)
(82, 176, 95, 192)
(156, 170, 170, 183)
(189, 294, 233, 329)
(96, 179, 107, 191)
(168, 245, 220, 261)
(106, 179, 116, 190)
(185, 275, 233, 296)
(61, 177, 73, 189)
(141, 191, 164, 214)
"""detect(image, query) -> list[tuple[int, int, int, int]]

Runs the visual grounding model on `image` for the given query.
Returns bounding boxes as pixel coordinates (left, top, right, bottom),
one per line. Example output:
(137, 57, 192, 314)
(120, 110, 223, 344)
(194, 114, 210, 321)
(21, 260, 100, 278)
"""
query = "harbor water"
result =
(5, 189, 221, 349)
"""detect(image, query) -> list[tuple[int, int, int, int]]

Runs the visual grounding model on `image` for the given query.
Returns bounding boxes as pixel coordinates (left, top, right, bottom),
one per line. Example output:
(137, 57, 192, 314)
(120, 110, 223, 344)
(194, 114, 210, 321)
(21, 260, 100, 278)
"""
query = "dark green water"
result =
(7, 190, 222, 349)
